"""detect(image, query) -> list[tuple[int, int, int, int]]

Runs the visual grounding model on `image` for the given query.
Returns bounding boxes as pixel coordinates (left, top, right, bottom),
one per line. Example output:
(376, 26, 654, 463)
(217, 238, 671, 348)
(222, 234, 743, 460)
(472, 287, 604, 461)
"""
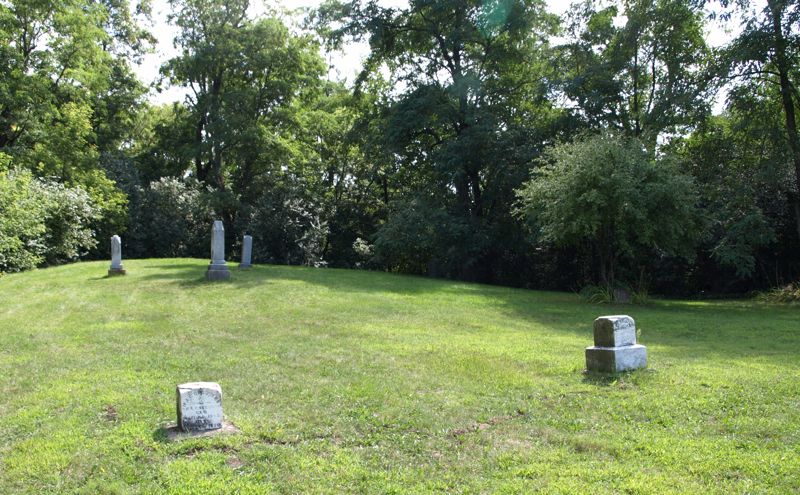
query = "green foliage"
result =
(517, 133, 702, 288)
(0, 168, 48, 272)
(558, 0, 712, 144)
(373, 198, 478, 276)
(579, 284, 614, 304)
(678, 110, 789, 279)
(0, 166, 100, 272)
(36, 180, 99, 265)
(127, 177, 211, 258)
(161, 0, 326, 193)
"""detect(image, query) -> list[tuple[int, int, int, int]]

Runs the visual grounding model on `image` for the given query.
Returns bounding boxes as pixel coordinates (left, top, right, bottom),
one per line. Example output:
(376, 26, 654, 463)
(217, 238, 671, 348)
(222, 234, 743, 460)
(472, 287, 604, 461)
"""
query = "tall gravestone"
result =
(176, 382, 223, 432)
(239, 235, 253, 270)
(108, 235, 126, 276)
(585, 315, 647, 373)
(206, 220, 231, 281)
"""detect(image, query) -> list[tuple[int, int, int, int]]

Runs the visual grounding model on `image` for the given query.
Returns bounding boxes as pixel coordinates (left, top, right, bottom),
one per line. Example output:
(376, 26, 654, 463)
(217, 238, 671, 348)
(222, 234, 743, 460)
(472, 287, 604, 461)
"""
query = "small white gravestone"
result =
(206, 220, 231, 281)
(585, 315, 647, 373)
(176, 382, 223, 432)
(239, 235, 253, 270)
(108, 235, 126, 276)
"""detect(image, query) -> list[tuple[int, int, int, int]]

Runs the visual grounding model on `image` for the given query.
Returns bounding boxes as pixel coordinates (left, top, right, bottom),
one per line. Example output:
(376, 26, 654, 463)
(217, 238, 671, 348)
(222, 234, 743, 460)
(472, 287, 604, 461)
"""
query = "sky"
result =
(134, 0, 742, 108)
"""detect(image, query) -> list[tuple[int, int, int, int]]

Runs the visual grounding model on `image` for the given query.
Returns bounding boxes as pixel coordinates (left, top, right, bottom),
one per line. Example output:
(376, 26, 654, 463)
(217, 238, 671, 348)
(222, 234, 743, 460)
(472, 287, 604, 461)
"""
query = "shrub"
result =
(757, 283, 800, 303)
(0, 168, 48, 272)
(0, 165, 100, 272)
(126, 177, 212, 258)
(516, 132, 703, 290)
(36, 180, 99, 265)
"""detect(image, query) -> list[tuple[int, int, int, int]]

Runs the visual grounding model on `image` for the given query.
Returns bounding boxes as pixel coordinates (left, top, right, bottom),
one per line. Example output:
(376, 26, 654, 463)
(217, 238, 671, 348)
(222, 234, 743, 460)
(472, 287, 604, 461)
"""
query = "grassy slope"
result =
(0, 259, 798, 494)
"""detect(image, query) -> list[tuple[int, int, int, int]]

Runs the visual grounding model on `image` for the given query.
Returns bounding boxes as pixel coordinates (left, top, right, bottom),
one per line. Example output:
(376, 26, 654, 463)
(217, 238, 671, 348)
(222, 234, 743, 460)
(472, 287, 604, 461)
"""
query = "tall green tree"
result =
(558, 0, 712, 146)
(719, 0, 800, 240)
(317, 0, 564, 281)
(162, 0, 325, 193)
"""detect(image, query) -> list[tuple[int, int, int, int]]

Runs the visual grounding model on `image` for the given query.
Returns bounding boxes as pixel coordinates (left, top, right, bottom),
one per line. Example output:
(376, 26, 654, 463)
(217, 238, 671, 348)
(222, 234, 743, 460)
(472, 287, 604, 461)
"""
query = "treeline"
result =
(1, 0, 799, 297)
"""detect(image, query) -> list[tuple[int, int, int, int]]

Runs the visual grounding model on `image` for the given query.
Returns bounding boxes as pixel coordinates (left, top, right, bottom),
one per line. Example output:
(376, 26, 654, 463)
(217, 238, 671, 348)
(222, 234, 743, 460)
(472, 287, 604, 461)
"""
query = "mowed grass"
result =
(0, 259, 798, 494)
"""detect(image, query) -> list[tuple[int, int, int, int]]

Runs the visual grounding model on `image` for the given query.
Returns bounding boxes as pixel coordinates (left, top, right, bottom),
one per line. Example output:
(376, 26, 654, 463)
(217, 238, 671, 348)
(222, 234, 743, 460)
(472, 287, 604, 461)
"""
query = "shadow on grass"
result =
(581, 369, 655, 387)
(105, 260, 800, 364)
(136, 262, 269, 289)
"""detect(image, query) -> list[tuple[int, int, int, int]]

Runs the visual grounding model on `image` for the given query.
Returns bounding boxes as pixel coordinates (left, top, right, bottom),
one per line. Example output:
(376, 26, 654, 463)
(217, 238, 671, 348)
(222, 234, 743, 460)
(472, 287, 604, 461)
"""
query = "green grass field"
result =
(0, 259, 798, 494)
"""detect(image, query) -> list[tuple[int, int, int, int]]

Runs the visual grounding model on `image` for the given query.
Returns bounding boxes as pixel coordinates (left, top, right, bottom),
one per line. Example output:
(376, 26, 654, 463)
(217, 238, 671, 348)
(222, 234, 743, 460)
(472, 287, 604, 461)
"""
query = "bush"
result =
(126, 177, 212, 258)
(36, 180, 99, 265)
(516, 132, 703, 290)
(0, 165, 100, 272)
(757, 283, 800, 303)
(373, 198, 480, 277)
(0, 168, 48, 272)
(242, 190, 328, 266)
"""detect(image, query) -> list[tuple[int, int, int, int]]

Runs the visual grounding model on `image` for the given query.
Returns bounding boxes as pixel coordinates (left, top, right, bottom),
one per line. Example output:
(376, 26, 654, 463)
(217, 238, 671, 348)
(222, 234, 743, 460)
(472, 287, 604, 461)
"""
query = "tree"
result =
(162, 0, 326, 193)
(557, 0, 712, 146)
(316, 0, 565, 282)
(719, 0, 800, 240)
(516, 132, 702, 289)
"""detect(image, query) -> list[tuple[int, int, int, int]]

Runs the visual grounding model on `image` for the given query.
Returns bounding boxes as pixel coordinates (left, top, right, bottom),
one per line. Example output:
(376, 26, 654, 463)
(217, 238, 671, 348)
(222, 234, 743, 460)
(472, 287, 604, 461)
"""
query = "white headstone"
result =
(176, 382, 223, 432)
(108, 235, 126, 275)
(206, 220, 230, 280)
(586, 314, 647, 373)
(211, 220, 225, 265)
(239, 235, 253, 269)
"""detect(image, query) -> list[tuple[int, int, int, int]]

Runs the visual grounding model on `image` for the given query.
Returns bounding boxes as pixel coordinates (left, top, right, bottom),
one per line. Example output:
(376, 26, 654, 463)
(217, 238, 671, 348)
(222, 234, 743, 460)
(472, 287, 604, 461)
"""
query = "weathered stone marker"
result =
(585, 315, 647, 373)
(176, 382, 223, 432)
(108, 235, 126, 276)
(206, 220, 231, 281)
(239, 235, 253, 270)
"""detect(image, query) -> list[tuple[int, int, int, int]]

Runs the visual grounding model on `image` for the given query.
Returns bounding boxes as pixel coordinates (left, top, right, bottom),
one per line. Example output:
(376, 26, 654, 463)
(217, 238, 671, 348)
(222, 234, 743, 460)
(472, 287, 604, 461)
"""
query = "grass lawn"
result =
(0, 259, 798, 494)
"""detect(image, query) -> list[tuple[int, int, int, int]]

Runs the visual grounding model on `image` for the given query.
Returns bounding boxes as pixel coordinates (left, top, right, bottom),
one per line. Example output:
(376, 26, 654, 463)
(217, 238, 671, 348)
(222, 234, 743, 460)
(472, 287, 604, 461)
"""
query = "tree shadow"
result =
(137, 262, 268, 289)
(99, 259, 800, 365)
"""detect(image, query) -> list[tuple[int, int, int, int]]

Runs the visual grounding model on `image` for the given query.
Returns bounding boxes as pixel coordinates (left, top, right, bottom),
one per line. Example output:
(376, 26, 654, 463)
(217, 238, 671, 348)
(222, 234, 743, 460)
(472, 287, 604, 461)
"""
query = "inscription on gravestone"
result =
(176, 382, 223, 432)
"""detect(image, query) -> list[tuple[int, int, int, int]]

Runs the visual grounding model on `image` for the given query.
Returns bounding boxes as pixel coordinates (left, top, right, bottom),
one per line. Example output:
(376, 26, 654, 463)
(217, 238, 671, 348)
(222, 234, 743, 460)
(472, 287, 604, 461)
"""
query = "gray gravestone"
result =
(206, 220, 231, 281)
(176, 382, 223, 432)
(108, 235, 126, 276)
(239, 235, 253, 270)
(585, 315, 647, 373)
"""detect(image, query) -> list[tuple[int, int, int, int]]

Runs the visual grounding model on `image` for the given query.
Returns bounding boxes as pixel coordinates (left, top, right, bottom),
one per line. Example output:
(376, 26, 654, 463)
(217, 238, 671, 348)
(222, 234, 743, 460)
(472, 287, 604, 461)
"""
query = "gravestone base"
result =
(238, 263, 252, 270)
(108, 267, 126, 276)
(205, 264, 230, 281)
(585, 344, 647, 373)
(162, 420, 239, 441)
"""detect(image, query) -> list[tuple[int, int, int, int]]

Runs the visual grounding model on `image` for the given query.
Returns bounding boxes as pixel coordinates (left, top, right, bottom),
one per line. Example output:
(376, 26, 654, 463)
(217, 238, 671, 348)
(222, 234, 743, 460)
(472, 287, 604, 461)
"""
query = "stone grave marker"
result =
(239, 235, 253, 270)
(585, 315, 647, 373)
(206, 220, 231, 281)
(108, 235, 126, 276)
(176, 382, 223, 432)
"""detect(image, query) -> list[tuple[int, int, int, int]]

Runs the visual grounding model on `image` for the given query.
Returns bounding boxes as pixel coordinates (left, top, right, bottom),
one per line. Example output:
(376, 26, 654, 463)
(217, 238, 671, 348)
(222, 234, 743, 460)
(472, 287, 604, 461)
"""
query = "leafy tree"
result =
(719, 0, 800, 240)
(317, 0, 564, 281)
(557, 0, 712, 146)
(516, 132, 702, 290)
(162, 0, 326, 193)
(675, 83, 799, 287)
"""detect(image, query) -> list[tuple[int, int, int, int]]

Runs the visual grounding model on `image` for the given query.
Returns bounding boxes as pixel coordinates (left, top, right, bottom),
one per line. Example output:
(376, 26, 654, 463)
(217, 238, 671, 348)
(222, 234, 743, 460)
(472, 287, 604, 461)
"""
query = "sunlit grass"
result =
(0, 259, 797, 493)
